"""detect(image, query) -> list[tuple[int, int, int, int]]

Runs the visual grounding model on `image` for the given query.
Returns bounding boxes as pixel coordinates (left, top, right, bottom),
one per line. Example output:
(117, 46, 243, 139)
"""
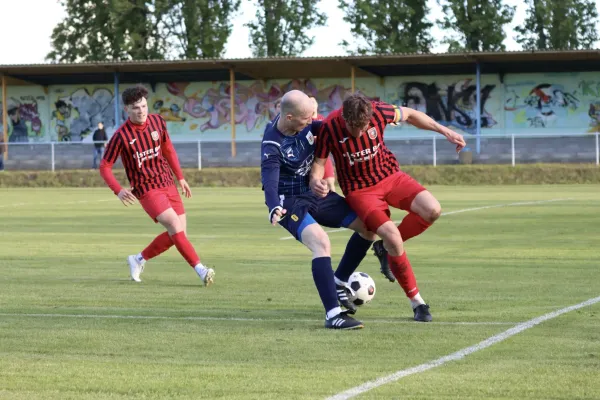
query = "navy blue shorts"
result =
(278, 191, 357, 241)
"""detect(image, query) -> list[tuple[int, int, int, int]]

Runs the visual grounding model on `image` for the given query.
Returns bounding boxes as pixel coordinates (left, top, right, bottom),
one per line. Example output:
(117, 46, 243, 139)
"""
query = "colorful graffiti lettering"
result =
(156, 79, 363, 134)
(393, 79, 496, 134)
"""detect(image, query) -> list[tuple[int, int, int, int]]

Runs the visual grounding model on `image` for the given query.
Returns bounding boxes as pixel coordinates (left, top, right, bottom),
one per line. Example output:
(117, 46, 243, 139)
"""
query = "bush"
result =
(0, 164, 598, 188)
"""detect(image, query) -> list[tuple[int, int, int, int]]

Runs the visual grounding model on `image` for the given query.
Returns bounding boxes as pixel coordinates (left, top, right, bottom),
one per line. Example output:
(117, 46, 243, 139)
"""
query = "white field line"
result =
(0, 313, 516, 326)
(0, 198, 114, 209)
(280, 198, 572, 240)
(326, 295, 600, 400)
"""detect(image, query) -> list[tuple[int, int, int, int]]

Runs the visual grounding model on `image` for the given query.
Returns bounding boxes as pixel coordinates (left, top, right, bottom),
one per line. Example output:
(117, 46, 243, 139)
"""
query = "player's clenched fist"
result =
(309, 179, 329, 198)
(270, 207, 287, 226)
(117, 188, 137, 206)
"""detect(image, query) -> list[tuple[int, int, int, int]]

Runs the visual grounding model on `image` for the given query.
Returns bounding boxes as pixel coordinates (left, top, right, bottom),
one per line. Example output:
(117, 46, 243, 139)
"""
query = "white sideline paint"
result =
(326, 295, 600, 400)
(0, 313, 515, 326)
(279, 198, 572, 240)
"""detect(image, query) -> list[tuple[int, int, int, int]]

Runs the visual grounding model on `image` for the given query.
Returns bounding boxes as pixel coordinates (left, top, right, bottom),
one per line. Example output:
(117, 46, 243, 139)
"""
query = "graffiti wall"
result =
(2, 72, 599, 143)
(0, 86, 49, 143)
(383, 75, 503, 136)
(504, 72, 600, 134)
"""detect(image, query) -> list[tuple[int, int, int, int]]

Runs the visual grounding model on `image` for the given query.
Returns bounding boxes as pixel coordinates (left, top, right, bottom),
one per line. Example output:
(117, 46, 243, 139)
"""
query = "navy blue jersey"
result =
(261, 116, 322, 212)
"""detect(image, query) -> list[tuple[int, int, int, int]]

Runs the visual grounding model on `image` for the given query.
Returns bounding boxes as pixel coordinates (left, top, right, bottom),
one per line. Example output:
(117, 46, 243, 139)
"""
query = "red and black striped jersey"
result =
(102, 114, 177, 197)
(315, 101, 402, 195)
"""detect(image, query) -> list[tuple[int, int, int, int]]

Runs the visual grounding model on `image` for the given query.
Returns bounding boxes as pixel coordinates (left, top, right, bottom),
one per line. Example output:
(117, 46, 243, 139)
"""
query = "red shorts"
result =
(345, 171, 426, 232)
(138, 185, 185, 223)
(323, 156, 335, 179)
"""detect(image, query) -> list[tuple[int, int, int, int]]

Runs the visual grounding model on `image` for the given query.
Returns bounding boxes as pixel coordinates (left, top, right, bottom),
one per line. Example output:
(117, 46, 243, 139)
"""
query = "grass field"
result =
(0, 185, 598, 400)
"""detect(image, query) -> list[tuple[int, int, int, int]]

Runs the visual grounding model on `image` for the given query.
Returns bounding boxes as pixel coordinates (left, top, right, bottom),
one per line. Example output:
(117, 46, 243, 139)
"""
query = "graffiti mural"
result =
(150, 78, 375, 140)
(0, 94, 46, 142)
(3, 72, 600, 142)
(50, 86, 127, 142)
(385, 77, 499, 135)
(503, 72, 600, 134)
(505, 83, 579, 128)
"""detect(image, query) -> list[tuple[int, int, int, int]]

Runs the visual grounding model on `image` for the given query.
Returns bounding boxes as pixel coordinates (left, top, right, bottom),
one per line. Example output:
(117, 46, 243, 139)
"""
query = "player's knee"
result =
(426, 203, 442, 223)
(378, 226, 404, 256)
(303, 227, 330, 257)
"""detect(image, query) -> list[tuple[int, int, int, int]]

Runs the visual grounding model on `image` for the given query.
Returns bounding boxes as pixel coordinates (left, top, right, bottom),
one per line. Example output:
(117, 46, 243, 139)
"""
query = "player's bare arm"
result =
(309, 157, 329, 198)
(400, 107, 467, 152)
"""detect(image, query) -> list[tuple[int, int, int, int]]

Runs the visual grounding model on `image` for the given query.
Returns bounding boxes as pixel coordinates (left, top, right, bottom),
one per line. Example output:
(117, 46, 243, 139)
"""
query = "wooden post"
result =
(230, 68, 236, 158)
(351, 66, 356, 94)
(1, 74, 7, 159)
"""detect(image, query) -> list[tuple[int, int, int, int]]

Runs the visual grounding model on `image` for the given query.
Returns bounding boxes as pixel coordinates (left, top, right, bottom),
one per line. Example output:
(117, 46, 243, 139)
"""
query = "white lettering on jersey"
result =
(135, 145, 161, 168)
(342, 143, 382, 166)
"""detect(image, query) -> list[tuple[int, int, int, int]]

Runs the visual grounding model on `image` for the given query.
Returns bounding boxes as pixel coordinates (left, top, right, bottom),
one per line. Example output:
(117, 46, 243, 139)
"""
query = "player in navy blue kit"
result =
(261, 90, 378, 330)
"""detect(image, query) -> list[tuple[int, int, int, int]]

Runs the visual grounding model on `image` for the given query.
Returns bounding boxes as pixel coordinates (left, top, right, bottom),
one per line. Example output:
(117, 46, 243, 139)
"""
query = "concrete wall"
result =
(3, 135, 596, 170)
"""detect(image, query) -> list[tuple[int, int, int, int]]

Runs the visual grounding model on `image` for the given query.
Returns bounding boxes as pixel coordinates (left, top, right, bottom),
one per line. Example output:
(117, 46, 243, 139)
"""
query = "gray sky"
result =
(0, 0, 596, 65)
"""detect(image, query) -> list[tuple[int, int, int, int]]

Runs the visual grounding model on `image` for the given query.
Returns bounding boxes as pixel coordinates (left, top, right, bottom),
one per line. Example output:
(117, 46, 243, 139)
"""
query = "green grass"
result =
(0, 185, 598, 400)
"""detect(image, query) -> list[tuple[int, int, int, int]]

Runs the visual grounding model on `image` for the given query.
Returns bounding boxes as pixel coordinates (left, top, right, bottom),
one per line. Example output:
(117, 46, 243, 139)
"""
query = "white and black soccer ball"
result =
(348, 272, 376, 306)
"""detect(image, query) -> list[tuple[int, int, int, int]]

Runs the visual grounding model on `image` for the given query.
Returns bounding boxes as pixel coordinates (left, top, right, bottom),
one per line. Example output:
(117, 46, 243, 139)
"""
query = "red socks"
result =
(387, 252, 419, 298)
(398, 212, 431, 242)
(141, 232, 173, 260)
(170, 231, 201, 267)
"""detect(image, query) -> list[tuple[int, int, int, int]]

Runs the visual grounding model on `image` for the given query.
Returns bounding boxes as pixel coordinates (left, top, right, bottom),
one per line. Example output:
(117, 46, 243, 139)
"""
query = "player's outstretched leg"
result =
(300, 222, 364, 330)
(334, 218, 377, 314)
(372, 191, 441, 283)
(126, 232, 173, 282)
(156, 208, 214, 286)
(377, 221, 432, 322)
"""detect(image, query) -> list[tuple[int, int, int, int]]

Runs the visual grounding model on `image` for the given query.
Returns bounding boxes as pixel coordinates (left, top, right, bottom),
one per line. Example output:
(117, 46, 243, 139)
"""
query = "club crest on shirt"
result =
(367, 127, 377, 139)
(151, 131, 160, 141)
(306, 131, 314, 145)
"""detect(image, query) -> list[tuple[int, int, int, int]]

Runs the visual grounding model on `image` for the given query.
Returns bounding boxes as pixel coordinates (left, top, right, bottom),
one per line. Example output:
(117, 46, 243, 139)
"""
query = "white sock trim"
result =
(326, 306, 343, 320)
(410, 292, 426, 309)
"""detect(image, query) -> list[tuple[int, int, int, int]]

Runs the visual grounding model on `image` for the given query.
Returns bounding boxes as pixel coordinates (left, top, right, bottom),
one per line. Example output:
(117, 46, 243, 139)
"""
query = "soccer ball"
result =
(348, 272, 376, 306)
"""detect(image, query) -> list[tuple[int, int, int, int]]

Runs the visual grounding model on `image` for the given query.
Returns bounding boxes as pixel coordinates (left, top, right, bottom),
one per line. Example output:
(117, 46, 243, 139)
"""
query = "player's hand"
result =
(444, 129, 466, 153)
(271, 207, 287, 226)
(179, 179, 192, 198)
(310, 179, 329, 198)
(117, 188, 137, 206)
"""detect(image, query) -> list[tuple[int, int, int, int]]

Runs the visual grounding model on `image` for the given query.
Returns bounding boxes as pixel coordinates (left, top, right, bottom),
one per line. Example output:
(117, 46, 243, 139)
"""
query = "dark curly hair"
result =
(122, 85, 149, 106)
(342, 93, 372, 127)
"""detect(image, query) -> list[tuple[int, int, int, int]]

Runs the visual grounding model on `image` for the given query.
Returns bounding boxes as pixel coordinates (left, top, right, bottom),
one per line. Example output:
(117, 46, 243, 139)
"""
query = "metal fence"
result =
(0, 133, 598, 171)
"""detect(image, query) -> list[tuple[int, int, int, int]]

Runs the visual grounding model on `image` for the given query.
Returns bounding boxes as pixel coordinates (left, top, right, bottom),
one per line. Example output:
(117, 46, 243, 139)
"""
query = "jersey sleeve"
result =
(102, 131, 123, 164)
(158, 116, 184, 180)
(260, 141, 282, 212)
(315, 123, 331, 159)
(100, 133, 124, 195)
(375, 101, 403, 126)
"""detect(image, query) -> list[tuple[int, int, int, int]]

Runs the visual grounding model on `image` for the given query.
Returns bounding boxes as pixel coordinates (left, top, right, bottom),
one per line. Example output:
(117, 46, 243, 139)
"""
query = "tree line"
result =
(47, 0, 599, 62)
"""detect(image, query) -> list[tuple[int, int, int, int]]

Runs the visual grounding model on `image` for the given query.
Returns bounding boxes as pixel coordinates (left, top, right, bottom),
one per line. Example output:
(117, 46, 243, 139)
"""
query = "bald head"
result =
(277, 90, 314, 134)
(280, 90, 312, 116)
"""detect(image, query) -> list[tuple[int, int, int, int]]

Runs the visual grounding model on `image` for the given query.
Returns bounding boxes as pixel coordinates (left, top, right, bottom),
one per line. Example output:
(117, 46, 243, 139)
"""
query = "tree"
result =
(47, 0, 239, 62)
(339, 0, 433, 55)
(162, 0, 240, 58)
(438, 0, 515, 52)
(246, 0, 327, 57)
(46, 0, 127, 62)
(515, 0, 598, 50)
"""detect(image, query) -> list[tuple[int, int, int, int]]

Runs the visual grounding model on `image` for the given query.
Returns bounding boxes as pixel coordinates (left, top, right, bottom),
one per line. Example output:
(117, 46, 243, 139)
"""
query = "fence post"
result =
(197, 140, 202, 170)
(596, 132, 600, 165)
(432, 136, 437, 166)
(51, 142, 55, 172)
(511, 134, 515, 167)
